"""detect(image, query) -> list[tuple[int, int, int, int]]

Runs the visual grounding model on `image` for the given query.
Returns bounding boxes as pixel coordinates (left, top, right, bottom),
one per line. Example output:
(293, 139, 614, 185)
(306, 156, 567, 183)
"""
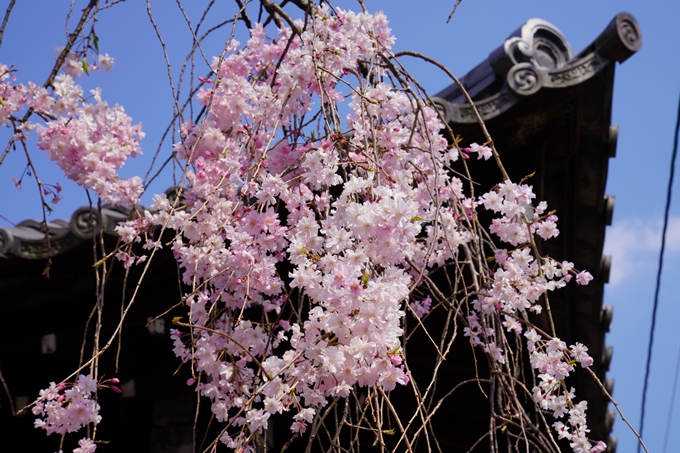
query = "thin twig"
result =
(587, 367, 650, 453)
(0, 367, 15, 415)
(393, 50, 510, 182)
(446, 0, 462, 24)
(0, 0, 16, 48)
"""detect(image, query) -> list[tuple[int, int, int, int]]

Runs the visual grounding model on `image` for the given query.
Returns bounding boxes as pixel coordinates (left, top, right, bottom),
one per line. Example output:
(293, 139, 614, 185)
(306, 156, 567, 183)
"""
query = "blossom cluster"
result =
(32, 374, 120, 452)
(465, 180, 601, 451)
(1, 52, 143, 206)
(410, 295, 432, 318)
(468, 182, 594, 347)
(116, 6, 467, 448)
(18, 5, 607, 453)
(108, 6, 605, 451)
(527, 330, 605, 453)
(32, 374, 101, 436)
(58, 48, 115, 78)
(35, 78, 144, 206)
(0, 64, 28, 126)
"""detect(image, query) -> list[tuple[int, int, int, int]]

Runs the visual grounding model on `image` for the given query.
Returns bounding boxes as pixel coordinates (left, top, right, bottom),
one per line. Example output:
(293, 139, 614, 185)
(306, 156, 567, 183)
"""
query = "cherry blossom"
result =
(32, 375, 101, 436)
(9, 3, 614, 452)
(35, 76, 144, 206)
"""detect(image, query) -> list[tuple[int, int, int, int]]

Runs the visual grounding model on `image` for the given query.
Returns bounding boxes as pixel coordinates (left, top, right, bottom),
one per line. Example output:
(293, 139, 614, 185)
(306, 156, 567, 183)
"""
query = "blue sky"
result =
(1, 1, 679, 452)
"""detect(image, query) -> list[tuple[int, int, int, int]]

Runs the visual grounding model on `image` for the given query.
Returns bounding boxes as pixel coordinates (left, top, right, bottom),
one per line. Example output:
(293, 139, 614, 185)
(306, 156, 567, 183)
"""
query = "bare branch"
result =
(0, 0, 16, 48)
(446, 0, 462, 24)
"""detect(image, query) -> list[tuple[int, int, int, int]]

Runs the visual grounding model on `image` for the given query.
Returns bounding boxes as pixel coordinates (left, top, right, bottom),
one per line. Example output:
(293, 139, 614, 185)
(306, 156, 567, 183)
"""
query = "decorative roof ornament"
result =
(432, 12, 642, 124)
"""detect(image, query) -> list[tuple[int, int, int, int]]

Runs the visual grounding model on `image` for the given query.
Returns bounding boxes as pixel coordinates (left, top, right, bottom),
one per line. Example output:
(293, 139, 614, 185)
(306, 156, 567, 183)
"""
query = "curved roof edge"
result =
(0, 206, 132, 260)
(432, 12, 642, 124)
(0, 187, 182, 260)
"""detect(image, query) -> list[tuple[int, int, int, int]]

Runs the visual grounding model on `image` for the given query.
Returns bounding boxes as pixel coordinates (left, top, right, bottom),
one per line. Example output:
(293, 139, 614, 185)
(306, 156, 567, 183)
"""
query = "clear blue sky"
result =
(1, 1, 679, 452)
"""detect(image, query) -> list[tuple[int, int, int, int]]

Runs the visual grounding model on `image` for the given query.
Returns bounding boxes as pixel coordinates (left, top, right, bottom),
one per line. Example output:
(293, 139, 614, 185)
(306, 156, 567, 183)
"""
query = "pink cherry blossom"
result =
(15, 5, 607, 452)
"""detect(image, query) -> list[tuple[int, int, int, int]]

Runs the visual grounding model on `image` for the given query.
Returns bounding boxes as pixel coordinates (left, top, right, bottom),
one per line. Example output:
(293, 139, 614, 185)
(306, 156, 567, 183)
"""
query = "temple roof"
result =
(0, 206, 130, 260)
(432, 12, 641, 125)
(0, 186, 181, 260)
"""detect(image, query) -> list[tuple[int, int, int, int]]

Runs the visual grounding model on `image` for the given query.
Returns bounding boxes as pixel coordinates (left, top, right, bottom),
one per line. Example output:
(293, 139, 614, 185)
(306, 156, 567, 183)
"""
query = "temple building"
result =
(428, 11, 641, 451)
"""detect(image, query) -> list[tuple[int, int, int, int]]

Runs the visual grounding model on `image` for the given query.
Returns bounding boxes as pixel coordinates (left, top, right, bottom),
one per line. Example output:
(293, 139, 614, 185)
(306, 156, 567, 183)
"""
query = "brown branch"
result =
(446, 0, 462, 24)
(234, 0, 253, 28)
(287, 0, 310, 10)
(0, 0, 99, 168)
(0, 367, 15, 416)
(587, 367, 650, 453)
(259, 0, 301, 34)
(44, 0, 99, 90)
(0, 0, 16, 48)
